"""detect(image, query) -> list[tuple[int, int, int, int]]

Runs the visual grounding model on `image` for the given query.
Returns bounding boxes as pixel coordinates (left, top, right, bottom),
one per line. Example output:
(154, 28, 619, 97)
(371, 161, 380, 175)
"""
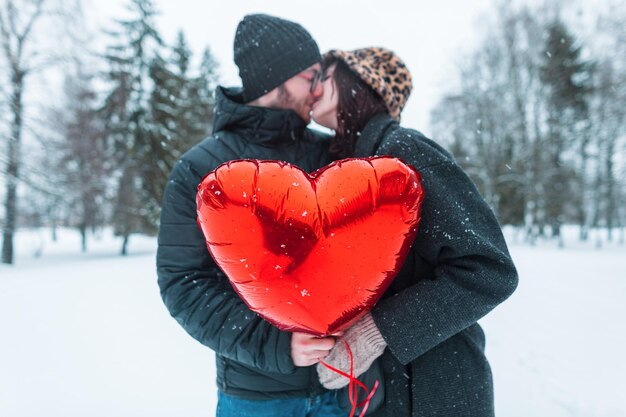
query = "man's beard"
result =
(276, 85, 310, 122)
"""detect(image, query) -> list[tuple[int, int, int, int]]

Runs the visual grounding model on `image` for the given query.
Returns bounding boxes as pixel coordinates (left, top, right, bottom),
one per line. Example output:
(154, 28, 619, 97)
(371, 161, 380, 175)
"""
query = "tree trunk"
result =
(1, 70, 24, 265)
(605, 139, 616, 242)
(120, 234, 129, 256)
(51, 210, 58, 242)
(80, 223, 87, 253)
(1, 191, 16, 263)
(578, 127, 590, 241)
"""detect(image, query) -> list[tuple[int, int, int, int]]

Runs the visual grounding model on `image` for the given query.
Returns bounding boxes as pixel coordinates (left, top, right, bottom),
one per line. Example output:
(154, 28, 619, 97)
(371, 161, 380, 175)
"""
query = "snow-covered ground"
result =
(482, 227, 626, 417)
(1, 227, 625, 416)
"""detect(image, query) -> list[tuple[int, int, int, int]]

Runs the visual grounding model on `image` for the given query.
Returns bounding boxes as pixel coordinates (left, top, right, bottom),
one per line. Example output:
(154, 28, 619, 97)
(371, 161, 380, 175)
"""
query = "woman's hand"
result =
(316, 313, 387, 389)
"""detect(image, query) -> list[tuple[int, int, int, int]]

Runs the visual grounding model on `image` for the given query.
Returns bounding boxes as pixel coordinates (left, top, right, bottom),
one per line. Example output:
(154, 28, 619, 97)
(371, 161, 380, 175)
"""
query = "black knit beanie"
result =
(234, 14, 321, 102)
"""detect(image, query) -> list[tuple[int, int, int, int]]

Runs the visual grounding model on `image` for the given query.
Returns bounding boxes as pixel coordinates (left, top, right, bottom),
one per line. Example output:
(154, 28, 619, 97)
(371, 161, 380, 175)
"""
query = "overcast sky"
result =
(85, 0, 505, 135)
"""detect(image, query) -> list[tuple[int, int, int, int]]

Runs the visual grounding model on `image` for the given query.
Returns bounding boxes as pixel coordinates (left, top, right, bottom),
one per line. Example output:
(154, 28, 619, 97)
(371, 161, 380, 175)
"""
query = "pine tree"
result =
(539, 19, 592, 244)
(144, 53, 177, 226)
(143, 33, 218, 229)
(194, 46, 220, 128)
(183, 42, 219, 147)
(100, 0, 162, 254)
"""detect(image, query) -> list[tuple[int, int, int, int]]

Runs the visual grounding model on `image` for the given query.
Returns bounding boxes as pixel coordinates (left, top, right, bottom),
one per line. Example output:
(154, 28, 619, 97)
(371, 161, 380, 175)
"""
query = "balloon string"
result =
(320, 340, 379, 416)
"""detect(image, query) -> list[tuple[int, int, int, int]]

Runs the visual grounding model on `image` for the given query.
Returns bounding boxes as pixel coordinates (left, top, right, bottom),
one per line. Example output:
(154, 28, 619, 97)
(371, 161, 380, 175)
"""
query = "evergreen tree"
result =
(144, 53, 177, 226)
(194, 46, 220, 127)
(100, 0, 162, 254)
(539, 19, 592, 243)
(143, 33, 218, 229)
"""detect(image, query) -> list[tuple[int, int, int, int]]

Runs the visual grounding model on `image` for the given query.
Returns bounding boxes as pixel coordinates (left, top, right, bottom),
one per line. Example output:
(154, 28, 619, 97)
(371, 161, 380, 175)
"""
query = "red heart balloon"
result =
(196, 157, 424, 335)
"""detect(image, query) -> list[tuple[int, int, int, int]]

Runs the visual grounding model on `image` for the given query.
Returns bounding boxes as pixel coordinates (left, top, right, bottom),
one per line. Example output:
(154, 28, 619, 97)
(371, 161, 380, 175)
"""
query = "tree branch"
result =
(17, 0, 46, 47)
(0, 155, 68, 200)
(0, 4, 14, 64)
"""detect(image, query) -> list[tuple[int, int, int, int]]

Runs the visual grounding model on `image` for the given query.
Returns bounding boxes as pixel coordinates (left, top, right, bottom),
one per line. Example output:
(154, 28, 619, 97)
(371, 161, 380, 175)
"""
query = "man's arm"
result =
(157, 158, 297, 374)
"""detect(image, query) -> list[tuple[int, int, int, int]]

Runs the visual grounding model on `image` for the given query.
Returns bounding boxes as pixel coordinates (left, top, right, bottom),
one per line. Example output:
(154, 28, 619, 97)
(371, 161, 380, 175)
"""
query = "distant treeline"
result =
(431, 2, 625, 246)
(1, 1, 624, 263)
(1, 0, 218, 261)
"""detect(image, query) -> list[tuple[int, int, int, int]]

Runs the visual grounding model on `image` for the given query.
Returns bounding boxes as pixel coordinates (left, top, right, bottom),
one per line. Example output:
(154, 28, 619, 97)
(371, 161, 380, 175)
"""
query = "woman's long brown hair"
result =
(322, 57, 388, 159)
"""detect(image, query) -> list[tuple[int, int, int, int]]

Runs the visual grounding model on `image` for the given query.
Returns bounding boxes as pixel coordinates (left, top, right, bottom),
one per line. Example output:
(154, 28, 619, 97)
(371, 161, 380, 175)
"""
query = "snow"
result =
(0, 229, 215, 416)
(1, 227, 625, 416)
(481, 227, 626, 417)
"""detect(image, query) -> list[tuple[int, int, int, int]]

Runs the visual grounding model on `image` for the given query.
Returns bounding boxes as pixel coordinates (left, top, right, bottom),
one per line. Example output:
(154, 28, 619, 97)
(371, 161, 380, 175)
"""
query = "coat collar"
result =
(354, 113, 399, 157)
(212, 86, 308, 145)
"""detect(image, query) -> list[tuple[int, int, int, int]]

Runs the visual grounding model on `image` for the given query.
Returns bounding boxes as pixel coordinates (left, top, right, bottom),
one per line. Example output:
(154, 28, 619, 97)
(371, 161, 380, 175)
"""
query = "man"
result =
(157, 14, 342, 417)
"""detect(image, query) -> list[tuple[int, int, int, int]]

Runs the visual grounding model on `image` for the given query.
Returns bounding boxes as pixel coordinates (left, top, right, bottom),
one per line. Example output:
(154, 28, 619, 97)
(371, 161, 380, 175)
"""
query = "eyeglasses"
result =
(299, 70, 323, 93)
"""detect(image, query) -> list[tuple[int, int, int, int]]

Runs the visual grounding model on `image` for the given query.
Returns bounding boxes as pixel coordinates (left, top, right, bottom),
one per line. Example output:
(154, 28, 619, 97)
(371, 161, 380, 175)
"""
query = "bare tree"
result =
(587, 6, 626, 243)
(0, 0, 79, 264)
(48, 66, 108, 252)
(430, 2, 624, 247)
(0, 0, 47, 264)
(431, 4, 547, 231)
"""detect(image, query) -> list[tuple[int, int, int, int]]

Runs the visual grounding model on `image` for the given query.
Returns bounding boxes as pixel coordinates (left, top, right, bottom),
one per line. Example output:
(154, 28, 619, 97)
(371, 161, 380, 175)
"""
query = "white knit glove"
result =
(316, 313, 387, 389)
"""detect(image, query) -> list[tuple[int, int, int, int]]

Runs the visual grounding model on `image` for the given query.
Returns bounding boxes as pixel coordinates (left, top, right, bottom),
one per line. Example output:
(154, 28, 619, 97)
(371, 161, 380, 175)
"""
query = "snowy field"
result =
(1, 227, 625, 417)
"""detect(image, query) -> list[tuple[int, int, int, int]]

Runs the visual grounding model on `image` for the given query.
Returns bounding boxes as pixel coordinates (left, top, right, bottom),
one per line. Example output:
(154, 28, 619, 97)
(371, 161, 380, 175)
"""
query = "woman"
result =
(311, 48, 519, 417)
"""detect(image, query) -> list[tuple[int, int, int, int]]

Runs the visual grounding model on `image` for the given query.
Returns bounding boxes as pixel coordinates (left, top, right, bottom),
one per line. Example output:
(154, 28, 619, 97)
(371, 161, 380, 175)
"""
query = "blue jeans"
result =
(216, 390, 344, 417)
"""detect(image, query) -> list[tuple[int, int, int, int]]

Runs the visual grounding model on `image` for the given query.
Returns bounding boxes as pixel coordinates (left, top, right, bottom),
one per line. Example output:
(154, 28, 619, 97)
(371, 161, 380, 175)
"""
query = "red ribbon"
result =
(320, 341, 380, 416)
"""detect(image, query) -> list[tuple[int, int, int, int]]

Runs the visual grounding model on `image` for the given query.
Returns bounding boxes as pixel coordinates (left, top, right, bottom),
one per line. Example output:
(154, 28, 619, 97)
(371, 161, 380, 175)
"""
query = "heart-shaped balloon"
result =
(196, 157, 424, 335)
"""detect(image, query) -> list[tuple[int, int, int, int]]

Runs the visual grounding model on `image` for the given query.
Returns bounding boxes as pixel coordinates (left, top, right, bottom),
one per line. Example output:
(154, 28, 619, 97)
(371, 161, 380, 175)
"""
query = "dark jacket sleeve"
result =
(371, 130, 519, 365)
(156, 155, 297, 374)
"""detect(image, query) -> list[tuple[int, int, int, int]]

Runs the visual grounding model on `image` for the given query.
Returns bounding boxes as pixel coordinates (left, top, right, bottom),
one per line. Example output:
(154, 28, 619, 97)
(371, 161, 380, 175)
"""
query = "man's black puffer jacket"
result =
(157, 86, 331, 399)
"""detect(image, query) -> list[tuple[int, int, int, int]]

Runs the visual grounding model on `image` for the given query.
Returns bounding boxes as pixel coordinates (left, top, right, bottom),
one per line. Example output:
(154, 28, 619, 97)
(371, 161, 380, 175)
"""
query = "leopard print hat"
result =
(325, 47, 412, 121)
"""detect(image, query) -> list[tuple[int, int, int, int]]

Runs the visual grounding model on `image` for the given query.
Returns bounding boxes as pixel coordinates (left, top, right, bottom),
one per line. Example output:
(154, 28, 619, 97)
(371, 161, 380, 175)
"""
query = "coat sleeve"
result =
(156, 157, 297, 374)
(371, 133, 519, 365)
